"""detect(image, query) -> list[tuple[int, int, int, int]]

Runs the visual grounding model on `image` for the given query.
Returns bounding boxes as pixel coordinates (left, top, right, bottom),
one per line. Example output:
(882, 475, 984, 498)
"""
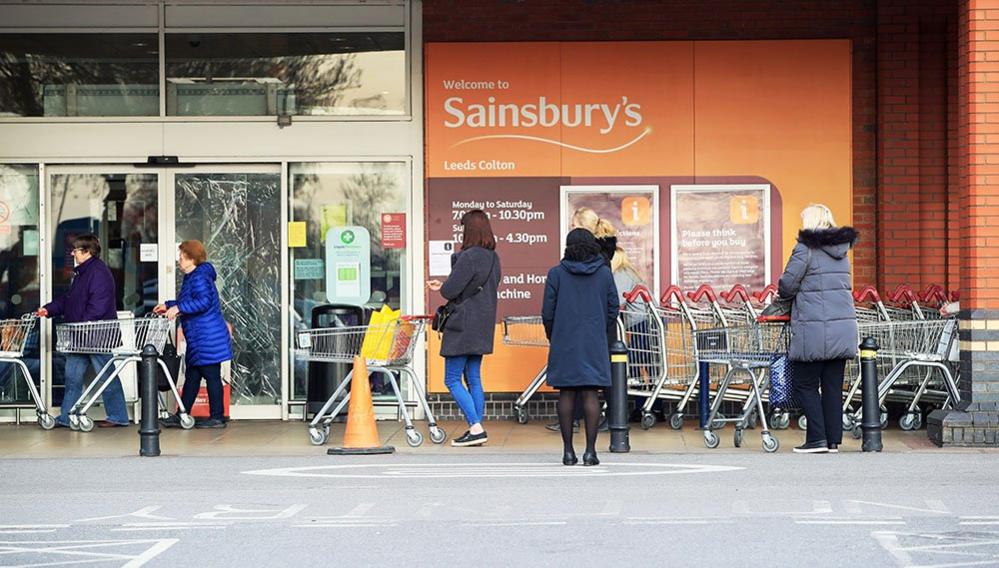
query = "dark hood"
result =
(798, 227, 859, 260)
(561, 255, 606, 275)
(192, 262, 218, 281)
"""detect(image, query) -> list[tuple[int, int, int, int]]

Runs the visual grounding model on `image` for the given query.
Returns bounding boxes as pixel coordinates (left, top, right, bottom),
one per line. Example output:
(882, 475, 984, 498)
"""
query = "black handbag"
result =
(758, 296, 792, 322)
(432, 253, 497, 333)
(156, 327, 182, 392)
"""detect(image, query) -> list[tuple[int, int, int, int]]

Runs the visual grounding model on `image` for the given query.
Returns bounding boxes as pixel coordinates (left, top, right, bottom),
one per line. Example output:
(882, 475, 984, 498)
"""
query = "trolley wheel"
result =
(710, 414, 726, 430)
(734, 429, 744, 448)
(703, 431, 720, 449)
(851, 425, 863, 440)
(179, 414, 196, 430)
(69, 414, 80, 431)
(406, 429, 424, 448)
(37, 413, 55, 430)
(308, 427, 328, 446)
(797, 415, 808, 431)
(899, 412, 922, 431)
(762, 434, 780, 453)
(429, 426, 447, 445)
(842, 413, 855, 431)
(641, 412, 657, 430)
(78, 416, 94, 432)
(669, 413, 684, 430)
(514, 406, 529, 425)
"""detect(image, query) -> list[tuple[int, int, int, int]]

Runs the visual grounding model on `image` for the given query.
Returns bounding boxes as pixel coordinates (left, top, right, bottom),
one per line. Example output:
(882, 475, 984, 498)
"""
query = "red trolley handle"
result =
(687, 284, 717, 303)
(660, 285, 686, 305)
(949, 290, 960, 302)
(853, 285, 882, 303)
(752, 284, 779, 303)
(721, 284, 751, 304)
(887, 284, 917, 306)
(623, 285, 654, 303)
(918, 284, 948, 306)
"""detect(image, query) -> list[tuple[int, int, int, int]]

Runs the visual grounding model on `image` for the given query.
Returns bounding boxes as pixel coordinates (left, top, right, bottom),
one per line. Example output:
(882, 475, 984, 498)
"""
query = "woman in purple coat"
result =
(38, 234, 129, 428)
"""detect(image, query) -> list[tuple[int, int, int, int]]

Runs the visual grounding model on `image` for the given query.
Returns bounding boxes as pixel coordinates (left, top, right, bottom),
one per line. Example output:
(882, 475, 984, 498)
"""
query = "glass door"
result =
(165, 166, 284, 418)
(46, 166, 162, 410)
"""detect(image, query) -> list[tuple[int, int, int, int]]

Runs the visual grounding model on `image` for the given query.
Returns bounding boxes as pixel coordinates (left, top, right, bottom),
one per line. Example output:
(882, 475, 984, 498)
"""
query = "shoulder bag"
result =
(432, 252, 497, 333)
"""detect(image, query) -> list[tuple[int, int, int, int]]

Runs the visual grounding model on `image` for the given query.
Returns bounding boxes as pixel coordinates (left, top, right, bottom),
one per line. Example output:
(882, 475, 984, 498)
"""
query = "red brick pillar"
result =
(928, 0, 999, 447)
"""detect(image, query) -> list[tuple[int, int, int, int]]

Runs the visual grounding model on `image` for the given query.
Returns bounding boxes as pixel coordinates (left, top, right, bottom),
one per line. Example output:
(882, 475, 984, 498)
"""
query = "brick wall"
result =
(423, 0, 960, 292)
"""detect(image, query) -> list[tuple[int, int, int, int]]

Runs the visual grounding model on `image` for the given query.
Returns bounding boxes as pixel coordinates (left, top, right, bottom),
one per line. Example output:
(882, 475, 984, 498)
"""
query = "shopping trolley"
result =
(693, 321, 784, 452)
(0, 315, 54, 429)
(56, 314, 192, 432)
(844, 317, 961, 438)
(503, 316, 549, 424)
(298, 316, 445, 447)
(619, 287, 667, 428)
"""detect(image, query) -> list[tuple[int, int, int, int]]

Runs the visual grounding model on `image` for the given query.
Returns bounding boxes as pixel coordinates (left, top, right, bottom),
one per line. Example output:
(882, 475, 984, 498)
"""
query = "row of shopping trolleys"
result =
(502, 283, 962, 453)
(2, 314, 196, 432)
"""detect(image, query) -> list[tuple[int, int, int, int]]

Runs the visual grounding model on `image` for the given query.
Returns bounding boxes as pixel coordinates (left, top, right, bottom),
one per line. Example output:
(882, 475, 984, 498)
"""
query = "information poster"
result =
(672, 184, 770, 292)
(561, 185, 659, 295)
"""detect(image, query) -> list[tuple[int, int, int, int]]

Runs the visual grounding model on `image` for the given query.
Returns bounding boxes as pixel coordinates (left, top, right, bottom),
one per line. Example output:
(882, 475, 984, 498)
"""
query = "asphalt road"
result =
(2, 452, 999, 567)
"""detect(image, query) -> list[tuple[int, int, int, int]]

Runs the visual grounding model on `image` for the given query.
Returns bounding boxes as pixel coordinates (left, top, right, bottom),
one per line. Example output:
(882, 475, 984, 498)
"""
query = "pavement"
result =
(2, 420, 998, 567)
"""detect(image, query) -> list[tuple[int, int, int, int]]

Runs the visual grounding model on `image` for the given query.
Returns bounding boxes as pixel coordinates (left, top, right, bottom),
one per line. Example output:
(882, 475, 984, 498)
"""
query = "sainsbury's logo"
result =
(442, 95, 652, 154)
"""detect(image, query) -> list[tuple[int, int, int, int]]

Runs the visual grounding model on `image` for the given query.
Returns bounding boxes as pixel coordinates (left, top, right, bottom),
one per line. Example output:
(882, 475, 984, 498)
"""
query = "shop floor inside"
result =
(1, 418, 993, 458)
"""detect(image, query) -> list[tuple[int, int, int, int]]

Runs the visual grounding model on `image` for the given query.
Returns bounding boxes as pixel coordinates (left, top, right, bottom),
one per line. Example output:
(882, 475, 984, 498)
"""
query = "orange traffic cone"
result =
(327, 356, 395, 455)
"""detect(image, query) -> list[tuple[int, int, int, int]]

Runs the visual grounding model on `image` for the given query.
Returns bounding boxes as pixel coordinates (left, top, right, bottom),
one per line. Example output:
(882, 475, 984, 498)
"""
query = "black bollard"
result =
(609, 340, 630, 453)
(139, 344, 161, 457)
(859, 336, 883, 452)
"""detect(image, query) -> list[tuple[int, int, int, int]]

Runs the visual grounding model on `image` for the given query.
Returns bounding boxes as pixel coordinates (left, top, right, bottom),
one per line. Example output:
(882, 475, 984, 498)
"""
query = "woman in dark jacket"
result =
(156, 240, 233, 429)
(427, 210, 501, 447)
(777, 204, 859, 454)
(542, 229, 620, 466)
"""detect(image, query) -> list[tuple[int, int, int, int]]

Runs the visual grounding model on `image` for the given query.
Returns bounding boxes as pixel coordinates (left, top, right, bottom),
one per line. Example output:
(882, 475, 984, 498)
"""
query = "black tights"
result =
(558, 388, 600, 455)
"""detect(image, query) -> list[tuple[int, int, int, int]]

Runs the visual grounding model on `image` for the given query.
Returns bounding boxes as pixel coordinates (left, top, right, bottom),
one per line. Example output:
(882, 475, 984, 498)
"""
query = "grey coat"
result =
(439, 246, 501, 357)
(777, 227, 859, 363)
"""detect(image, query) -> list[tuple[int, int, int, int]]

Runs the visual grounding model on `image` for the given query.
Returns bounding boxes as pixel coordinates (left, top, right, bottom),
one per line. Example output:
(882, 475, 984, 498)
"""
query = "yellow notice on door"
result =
(288, 222, 307, 247)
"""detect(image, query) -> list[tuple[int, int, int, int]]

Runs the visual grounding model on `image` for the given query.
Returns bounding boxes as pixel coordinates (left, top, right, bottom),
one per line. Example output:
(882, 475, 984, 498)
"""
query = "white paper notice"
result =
(140, 243, 158, 262)
(429, 240, 455, 277)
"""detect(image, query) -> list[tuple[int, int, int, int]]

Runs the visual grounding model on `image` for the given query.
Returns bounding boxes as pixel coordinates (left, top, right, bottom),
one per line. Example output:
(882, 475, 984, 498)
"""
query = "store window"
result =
(165, 32, 406, 117)
(0, 165, 41, 406)
(289, 162, 409, 400)
(0, 34, 159, 117)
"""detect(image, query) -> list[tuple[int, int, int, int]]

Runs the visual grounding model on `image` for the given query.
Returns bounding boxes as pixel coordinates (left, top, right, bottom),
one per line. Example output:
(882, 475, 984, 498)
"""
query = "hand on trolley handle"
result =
(153, 304, 180, 320)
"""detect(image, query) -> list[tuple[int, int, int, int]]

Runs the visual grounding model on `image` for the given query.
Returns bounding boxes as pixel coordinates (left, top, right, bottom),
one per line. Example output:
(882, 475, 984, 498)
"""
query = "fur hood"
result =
(797, 227, 859, 248)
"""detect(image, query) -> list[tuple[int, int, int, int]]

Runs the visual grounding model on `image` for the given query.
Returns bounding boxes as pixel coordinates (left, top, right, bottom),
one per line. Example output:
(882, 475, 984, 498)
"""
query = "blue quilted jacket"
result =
(166, 263, 232, 366)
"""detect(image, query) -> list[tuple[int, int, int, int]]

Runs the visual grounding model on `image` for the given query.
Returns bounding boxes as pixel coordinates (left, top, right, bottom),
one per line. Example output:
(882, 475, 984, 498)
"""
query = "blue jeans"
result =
(444, 355, 485, 426)
(59, 354, 129, 425)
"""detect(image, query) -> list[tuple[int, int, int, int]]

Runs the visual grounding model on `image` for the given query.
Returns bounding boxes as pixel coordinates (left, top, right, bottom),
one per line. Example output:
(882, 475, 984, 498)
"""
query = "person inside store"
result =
(546, 207, 618, 433)
(543, 228, 620, 466)
(777, 204, 859, 454)
(426, 209, 501, 447)
(37, 234, 129, 428)
(156, 240, 232, 429)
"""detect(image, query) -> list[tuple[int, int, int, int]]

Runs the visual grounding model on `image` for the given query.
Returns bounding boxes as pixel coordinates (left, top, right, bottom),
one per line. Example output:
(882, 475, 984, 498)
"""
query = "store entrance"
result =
(45, 164, 284, 420)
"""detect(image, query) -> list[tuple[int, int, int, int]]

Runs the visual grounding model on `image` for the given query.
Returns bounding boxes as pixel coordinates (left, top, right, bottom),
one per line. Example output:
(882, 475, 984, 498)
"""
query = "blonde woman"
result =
(570, 207, 617, 266)
(777, 204, 858, 453)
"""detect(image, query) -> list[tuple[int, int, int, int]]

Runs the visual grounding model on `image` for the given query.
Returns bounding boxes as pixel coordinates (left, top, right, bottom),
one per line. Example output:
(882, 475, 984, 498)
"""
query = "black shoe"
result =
(194, 418, 226, 429)
(828, 443, 839, 453)
(562, 451, 578, 466)
(546, 420, 579, 433)
(793, 440, 829, 453)
(451, 431, 488, 447)
(582, 452, 600, 466)
(159, 414, 182, 428)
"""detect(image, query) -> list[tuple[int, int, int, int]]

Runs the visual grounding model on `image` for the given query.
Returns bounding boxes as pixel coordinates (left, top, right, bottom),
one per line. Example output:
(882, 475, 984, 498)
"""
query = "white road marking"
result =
(0, 530, 58, 535)
(194, 504, 307, 521)
(797, 520, 907, 525)
(76, 507, 172, 523)
(112, 526, 226, 532)
(462, 521, 567, 527)
(243, 462, 745, 479)
(0, 538, 178, 567)
(294, 524, 398, 529)
(0, 526, 69, 530)
(873, 531, 999, 568)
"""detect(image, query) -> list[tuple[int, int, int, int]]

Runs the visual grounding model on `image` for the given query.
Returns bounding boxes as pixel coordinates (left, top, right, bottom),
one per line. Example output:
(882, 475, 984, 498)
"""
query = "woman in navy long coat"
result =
(156, 240, 232, 429)
(542, 229, 620, 466)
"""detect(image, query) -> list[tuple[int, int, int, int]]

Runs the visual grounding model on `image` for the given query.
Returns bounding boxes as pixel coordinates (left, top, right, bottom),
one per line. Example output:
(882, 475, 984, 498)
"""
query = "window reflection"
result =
(165, 33, 405, 116)
(0, 34, 159, 117)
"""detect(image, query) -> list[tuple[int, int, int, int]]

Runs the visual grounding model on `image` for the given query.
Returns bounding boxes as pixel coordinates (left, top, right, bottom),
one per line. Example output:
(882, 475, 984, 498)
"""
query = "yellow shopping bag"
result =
(361, 305, 401, 361)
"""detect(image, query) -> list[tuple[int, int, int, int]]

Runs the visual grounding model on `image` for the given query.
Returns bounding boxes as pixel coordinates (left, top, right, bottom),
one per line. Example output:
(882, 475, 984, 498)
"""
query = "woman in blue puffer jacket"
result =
(156, 240, 232, 429)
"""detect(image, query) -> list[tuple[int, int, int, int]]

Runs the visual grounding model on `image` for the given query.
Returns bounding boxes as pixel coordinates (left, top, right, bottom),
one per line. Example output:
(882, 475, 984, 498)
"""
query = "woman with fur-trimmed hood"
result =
(777, 204, 859, 454)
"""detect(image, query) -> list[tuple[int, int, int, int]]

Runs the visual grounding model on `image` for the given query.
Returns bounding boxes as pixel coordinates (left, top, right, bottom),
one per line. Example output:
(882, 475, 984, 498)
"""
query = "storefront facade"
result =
(0, 0, 425, 421)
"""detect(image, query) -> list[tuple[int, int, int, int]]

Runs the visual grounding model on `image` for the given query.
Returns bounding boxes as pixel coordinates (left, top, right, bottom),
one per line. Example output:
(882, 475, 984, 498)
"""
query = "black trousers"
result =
(791, 359, 847, 445)
(181, 363, 224, 421)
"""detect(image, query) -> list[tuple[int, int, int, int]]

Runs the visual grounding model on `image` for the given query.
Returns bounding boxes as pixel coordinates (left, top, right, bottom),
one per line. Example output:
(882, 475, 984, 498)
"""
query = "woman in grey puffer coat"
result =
(777, 204, 858, 454)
